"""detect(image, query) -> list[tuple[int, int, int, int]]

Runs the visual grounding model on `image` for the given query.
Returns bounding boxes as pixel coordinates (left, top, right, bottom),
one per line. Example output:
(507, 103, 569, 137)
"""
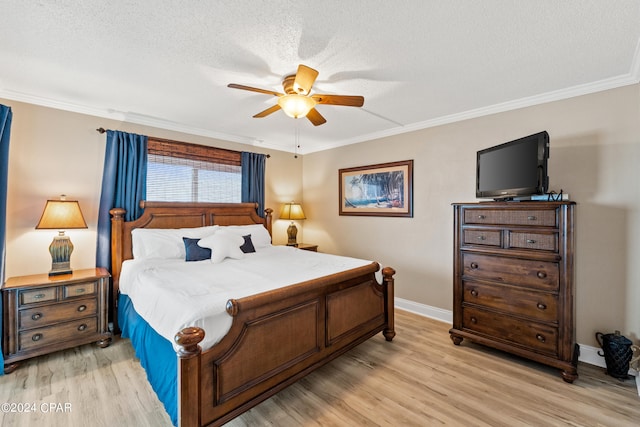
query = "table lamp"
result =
(36, 196, 88, 276)
(279, 202, 306, 246)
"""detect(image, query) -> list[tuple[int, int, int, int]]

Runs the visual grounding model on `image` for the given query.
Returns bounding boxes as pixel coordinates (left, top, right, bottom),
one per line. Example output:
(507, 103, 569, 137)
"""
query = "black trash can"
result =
(595, 330, 633, 379)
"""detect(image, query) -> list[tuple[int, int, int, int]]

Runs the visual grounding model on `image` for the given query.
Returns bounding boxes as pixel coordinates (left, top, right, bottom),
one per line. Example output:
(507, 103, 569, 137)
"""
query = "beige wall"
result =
(303, 84, 640, 347)
(2, 99, 303, 278)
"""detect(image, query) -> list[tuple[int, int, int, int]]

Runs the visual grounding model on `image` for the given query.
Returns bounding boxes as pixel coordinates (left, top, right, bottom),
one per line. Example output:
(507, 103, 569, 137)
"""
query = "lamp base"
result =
(48, 234, 73, 276)
(286, 222, 298, 246)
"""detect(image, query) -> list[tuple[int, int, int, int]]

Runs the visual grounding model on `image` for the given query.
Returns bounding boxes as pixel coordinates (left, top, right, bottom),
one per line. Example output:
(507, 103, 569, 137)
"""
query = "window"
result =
(146, 138, 242, 203)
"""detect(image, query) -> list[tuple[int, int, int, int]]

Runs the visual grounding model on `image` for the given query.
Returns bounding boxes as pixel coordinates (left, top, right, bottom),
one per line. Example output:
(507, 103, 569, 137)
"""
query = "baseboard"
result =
(395, 298, 621, 371)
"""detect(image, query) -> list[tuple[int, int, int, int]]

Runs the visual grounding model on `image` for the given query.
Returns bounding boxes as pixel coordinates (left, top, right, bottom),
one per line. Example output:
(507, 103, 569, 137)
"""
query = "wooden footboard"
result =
(175, 263, 396, 427)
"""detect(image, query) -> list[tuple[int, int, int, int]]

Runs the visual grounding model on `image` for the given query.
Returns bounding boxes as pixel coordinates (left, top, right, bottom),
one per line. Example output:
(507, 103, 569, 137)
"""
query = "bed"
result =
(110, 201, 396, 427)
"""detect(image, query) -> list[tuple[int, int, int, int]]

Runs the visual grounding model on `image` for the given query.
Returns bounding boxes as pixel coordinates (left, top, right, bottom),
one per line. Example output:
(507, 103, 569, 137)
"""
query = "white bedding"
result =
(119, 245, 376, 350)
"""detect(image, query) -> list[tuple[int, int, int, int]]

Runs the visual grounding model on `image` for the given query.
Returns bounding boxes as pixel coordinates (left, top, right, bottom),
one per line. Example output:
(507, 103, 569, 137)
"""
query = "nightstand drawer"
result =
(19, 298, 97, 330)
(19, 288, 56, 306)
(63, 281, 97, 299)
(18, 317, 98, 351)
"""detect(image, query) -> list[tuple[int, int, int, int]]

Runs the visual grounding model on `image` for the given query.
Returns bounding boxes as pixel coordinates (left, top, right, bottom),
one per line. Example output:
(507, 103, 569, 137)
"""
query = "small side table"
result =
(295, 243, 318, 252)
(2, 267, 112, 374)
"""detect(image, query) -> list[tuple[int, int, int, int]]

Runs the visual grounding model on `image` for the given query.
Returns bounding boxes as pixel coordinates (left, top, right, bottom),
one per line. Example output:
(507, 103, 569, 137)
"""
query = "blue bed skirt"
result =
(118, 293, 178, 425)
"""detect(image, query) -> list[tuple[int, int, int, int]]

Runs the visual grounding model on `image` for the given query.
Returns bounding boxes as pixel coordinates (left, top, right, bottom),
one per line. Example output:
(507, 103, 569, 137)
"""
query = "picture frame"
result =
(339, 160, 413, 217)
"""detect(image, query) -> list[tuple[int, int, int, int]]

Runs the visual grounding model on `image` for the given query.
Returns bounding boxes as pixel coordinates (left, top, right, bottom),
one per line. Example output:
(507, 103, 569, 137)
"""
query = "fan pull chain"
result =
(294, 122, 300, 158)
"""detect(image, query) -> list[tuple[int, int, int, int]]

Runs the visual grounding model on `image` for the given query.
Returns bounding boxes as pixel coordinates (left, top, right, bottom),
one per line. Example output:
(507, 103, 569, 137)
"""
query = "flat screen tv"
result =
(476, 131, 549, 200)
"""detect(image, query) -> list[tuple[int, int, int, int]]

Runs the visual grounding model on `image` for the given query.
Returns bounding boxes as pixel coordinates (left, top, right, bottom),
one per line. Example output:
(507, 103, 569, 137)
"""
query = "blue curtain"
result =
(0, 104, 13, 373)
(241, 152, 266, 217)
(95, 130, 148, 270)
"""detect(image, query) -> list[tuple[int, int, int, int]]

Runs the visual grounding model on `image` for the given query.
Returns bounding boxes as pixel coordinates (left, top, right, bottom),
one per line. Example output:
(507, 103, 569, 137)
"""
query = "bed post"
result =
(382, 267, 396, 341)
(175, 327, 205, 427)
(110, 207, 126, 332)
(264, 207, 273, 237)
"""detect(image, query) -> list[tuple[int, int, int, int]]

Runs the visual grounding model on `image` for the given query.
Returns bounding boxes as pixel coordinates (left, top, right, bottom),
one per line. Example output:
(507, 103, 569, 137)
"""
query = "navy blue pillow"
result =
(240, 234, 256, 253)
(182, 237, 212, 261)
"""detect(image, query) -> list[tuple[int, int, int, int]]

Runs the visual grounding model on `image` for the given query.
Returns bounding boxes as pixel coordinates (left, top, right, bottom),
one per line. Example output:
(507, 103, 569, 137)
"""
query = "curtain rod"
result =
(95, 128, 270, 157)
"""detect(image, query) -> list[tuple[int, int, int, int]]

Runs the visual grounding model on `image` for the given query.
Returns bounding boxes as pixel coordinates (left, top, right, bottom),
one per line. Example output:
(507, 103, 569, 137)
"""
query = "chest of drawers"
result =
(2, 268, 112, 373)
(449, 202, 577, 382)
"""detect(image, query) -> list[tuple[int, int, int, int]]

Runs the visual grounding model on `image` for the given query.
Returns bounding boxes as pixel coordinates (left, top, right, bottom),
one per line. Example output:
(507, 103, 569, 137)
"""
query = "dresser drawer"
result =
(63, 281, 97, 299)
(463, 229, 502, 247)
(462, 307, 558, 356)
(462, 253, 559, 291)
(18, 317, 98, 351)
(464, 209, 557, 227)
(19, 287, 57, 306)
(508, 231, 558, 252)
(463, 281, 558, 322)
(19, 298, 97, 330)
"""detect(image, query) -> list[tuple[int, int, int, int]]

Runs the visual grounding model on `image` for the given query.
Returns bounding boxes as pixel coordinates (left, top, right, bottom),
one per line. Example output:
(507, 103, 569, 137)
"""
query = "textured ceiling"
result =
(1, 1, 639, 154)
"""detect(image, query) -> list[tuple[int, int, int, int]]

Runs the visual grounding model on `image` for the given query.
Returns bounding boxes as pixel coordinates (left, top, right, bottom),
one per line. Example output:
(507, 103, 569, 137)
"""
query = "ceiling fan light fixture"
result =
(278, 94, 316, 118)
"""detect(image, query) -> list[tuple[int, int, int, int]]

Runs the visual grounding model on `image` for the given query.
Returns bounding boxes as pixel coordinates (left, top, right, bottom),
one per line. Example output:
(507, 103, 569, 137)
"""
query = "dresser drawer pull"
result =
(470, 317, 477, 324)
(527, 215, 537, 220)
(77, 305, 87, 312)
(477, 235, 486, 241)
(536, 271, 547, 279)
(32, 333, 43, 342)
(536, 303, 547, 310)
(77, 324, 88, 331)
(477, 215, 486, 219)
(470, 262, 479, 269)
(536, 334, 546, 343)
(75, 288, 86, 294)
(31, 312, 43, 321)
(470, 289, 478, 297)
(526, 239, 536, 244)
(33, 293, 46, 300)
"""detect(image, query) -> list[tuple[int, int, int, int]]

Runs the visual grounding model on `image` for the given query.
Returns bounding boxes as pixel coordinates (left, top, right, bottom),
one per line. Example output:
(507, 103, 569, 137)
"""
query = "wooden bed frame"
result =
(110, 201, 396, 427)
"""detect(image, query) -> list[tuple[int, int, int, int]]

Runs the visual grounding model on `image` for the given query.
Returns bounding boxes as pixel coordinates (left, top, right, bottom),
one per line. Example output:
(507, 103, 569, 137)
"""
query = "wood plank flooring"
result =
(1, 310, 638, 426)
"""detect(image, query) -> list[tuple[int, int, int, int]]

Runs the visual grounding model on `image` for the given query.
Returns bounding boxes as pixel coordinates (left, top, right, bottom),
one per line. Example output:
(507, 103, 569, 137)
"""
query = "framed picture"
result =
(339, 160, 413, 217)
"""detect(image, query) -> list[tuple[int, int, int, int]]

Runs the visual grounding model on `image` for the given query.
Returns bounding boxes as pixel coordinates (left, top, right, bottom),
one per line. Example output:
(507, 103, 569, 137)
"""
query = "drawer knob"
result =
(536, 303, 547, 310)
(536, 271, 547, 279)
(32, 333, 43, 342)
(477, 215, 486, 219)
(470, 289, 478, 297)
(536, 334, 546, 343)
(77, 324, 88, 331)
(470, 317, 477, 324)
(31, 312, 43, 321)
(526, 239, 536, 244)
(77, 305, 87, 312)
(470, 262, 479, 269)
(33, 293, 45, 300)
(527, 215, 537, 220)
(477, 235, 486, 241)
(76, 288, 86, 294)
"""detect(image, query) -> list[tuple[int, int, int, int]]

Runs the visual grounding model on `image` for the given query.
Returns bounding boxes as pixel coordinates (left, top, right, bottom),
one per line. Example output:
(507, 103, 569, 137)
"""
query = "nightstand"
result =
(2, 267, 112, 374)
(296, 243, 318, 252)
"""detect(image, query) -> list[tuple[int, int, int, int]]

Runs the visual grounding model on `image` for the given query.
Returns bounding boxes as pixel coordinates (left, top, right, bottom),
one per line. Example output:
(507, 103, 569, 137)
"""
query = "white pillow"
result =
(222, 224, 272, 248)
(132, 225, 219, 259)
(197, 231, 245, 264)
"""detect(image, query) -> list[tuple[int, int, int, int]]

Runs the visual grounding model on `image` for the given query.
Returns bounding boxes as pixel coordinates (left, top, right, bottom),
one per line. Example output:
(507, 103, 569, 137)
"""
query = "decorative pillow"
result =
(198, 231, 245, 264)
(240, 235, 256, 253)
(222, 224, 272, 248)
(182, 237, 212, 261)
(131, 226, 219, 259)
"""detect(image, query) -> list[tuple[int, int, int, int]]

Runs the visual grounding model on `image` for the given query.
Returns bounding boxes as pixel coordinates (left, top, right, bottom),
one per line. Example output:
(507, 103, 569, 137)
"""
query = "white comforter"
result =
(119, 245, 375, 350)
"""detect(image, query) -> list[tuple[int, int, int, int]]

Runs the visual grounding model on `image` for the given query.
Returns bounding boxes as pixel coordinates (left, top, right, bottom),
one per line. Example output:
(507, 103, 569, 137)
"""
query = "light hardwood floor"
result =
(1, 310, 638, 426)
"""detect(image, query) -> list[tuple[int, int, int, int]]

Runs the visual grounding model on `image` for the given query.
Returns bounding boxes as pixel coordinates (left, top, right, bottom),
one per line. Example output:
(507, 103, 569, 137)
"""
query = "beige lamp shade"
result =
(279, 202, 306, 220)
(36, 199, 88, 230)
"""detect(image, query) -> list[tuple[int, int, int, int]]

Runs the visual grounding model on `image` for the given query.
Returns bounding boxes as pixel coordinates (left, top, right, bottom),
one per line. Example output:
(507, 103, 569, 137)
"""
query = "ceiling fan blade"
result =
(312, 94, 364, 107)
(253, 104, 282, 118)
(228, 83, 283, 97)
(306, 108, 326, 126)
(293, 65, 319, 95)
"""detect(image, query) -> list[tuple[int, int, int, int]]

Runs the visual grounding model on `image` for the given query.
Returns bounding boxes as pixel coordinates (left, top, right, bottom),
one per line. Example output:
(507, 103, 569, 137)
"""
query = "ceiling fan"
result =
(227, 64, 364, 126)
